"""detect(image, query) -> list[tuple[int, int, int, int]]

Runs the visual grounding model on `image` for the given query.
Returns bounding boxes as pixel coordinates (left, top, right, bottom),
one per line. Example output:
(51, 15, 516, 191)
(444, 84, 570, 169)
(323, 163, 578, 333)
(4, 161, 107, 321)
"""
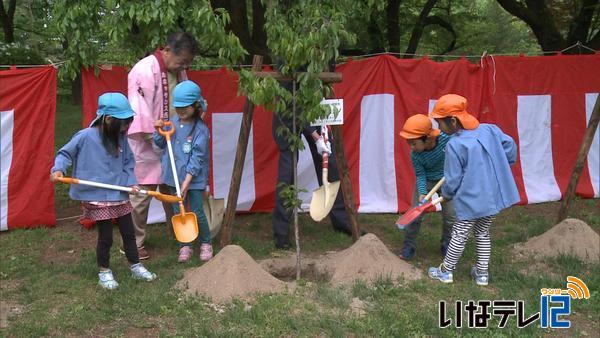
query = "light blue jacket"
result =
(153, 116, 209, 190)
(52, 128, 137, 201)
(442, 124, 520, 220)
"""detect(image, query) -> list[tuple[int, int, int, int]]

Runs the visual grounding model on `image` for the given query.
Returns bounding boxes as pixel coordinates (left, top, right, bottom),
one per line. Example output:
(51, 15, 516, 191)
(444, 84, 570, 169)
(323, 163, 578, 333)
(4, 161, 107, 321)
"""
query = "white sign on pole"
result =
(311, 99, 344, 126)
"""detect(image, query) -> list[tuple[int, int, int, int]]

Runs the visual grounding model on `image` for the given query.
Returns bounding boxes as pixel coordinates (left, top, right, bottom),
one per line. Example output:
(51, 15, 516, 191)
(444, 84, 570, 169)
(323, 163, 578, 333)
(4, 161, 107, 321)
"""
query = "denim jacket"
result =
(153, 116, 209, 190)
(442, 124, 520, 220)
(52, 128, 137, 201)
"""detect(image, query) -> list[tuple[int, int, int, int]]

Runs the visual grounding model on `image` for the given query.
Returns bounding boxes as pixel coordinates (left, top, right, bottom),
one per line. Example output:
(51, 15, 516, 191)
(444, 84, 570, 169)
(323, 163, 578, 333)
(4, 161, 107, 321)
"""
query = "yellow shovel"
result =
(157, 122, 199, 243)
(309, 127, 340, 221)
(55, 177, 182, 203)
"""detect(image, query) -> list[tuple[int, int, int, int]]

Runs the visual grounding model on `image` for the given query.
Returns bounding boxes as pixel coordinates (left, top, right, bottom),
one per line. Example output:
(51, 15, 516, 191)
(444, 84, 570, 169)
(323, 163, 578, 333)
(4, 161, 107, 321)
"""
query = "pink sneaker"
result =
(178, 246, 193, 263)
(200, 243, 213, 262)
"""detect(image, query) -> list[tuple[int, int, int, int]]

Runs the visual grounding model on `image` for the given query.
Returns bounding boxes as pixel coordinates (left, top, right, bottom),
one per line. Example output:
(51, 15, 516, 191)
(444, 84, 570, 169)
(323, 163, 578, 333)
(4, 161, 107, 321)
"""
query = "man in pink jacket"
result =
(127, 32, 198, 259)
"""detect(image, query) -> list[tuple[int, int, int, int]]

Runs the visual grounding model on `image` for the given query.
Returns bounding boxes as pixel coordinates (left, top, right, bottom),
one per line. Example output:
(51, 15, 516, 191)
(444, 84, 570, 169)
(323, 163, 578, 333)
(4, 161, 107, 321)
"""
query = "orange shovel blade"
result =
(172, 212, 199, 243)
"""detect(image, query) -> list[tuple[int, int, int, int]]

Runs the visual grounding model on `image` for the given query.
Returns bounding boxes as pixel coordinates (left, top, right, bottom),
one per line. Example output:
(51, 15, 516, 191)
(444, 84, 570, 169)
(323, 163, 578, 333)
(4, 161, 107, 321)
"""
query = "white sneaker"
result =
(98, 270, 119, 290)
(130, 263, 157, 281)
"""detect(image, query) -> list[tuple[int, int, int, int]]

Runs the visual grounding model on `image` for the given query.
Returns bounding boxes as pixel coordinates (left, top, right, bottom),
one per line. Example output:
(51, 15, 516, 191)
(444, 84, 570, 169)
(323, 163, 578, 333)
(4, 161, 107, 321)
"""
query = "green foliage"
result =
(0, 42, 44, 64)
(52, 0, 104, 79)
(342, 0, 541, 56)
(104, 1, 246, 66)
(237, 0, 356, 221)
(239, 0, 356, 150)
(52, 0, 246, 79)
(0, 0, 61, 65)
(276, 182, 307, 211)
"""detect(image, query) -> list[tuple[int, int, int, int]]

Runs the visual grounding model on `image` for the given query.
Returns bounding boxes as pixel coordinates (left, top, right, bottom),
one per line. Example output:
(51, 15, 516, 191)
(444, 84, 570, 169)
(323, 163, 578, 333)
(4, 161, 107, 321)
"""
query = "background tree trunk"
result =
(251, 0, 268, 62)
(0, 0, 17, 43)
(496, 0, 599, 52)
(386, 0, 402, 53)
(404, 0, 439, 58)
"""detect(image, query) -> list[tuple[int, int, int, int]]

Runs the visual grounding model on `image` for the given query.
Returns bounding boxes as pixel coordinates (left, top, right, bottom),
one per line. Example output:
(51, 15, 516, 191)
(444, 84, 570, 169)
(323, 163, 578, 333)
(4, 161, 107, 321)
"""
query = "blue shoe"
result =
(471, 267, 489, 286)
(398, 245, 416, 261)
(428, 265, 453, 283)
(440, 241, 449, 256)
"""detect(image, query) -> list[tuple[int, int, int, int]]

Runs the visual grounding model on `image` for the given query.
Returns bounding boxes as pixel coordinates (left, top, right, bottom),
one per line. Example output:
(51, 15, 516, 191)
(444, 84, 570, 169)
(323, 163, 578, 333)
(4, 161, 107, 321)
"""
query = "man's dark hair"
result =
(166, 32, 199, 56)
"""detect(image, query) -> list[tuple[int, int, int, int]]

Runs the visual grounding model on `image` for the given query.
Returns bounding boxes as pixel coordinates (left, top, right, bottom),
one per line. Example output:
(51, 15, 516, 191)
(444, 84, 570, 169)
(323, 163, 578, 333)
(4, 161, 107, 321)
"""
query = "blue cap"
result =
(90, 92, 135, 127)
(173, 80, 207, 112)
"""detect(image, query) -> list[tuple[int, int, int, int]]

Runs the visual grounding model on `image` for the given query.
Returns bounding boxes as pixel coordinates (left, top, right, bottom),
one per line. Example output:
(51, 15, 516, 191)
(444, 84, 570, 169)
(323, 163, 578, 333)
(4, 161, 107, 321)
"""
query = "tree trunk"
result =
(251, 0, 268, 62)
(496, 0, 598, 53)
(404, 0, 439, 58)
(557, 94, 600, 222)
(386, 0, 402, 53)
(0, 0, 17, 43)
(71, 72, 82, 105)
(367, 11, 385, 53)
(212, 0, 255, 62)
(219, 55, 264, 247)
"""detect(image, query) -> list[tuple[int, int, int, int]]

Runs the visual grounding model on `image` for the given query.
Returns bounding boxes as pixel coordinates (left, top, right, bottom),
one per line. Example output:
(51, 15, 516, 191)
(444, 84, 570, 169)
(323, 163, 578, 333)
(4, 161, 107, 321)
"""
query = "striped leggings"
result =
(442, 215, 495, 273)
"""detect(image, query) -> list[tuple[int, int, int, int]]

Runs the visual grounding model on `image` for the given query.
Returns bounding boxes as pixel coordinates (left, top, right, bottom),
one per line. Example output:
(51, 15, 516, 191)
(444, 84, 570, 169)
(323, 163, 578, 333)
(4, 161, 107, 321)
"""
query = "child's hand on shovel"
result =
(181, 174, 193, 200)
(50, 171, 64, 183)
(129, 185, 141, 195)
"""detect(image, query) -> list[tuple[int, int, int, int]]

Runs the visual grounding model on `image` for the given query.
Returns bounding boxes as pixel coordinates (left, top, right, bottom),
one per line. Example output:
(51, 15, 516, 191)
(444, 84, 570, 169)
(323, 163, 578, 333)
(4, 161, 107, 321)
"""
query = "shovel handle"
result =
(56, 177, 78, 185)
(55, 176, 181, 202)
(423, 177, 446, 202)
(156, 121, 175, 139)
(321, 125, 330, 169)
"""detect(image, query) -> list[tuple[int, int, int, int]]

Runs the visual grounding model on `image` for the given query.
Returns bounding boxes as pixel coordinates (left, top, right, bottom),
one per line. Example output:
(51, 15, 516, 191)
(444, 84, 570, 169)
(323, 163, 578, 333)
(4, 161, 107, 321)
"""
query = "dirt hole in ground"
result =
(514, 218, 599, 264)
(261, 233, 423, 285)
(176, 234, 422, 303)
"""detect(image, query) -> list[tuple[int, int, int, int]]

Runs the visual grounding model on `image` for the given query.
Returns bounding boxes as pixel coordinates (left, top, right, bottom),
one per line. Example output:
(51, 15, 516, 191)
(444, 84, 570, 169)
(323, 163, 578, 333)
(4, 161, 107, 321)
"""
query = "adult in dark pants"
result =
(272, 111, 353, 249)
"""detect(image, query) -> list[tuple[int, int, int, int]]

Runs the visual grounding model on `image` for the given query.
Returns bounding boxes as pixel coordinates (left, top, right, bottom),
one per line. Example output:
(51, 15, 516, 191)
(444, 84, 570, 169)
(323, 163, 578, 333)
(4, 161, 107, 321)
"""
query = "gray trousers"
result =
(403, 180, 456, 249)
(129, 183, 175, 248)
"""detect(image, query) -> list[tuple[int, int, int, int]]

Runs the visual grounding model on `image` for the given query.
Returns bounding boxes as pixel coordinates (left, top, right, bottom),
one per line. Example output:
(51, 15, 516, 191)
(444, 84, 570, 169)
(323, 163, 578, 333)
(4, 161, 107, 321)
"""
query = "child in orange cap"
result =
(427, 94, 519, 286)
(398, 114, 456, 260)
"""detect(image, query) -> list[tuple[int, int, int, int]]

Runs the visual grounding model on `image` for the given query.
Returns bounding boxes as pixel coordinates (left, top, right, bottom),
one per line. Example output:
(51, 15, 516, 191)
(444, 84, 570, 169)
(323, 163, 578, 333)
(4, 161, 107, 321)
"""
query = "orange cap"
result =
(399, 114, 441, 139)
(429, 94, 479, 130)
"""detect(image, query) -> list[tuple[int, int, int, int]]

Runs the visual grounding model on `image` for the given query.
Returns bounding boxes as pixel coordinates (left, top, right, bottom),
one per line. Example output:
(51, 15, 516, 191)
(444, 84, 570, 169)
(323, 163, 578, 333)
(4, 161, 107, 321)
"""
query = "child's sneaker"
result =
(471, 267, 489, 286)
(428, 265, 453, 283)
(398, 245, 415, 261)
(178, 246, 193, 263)
(98, 270, 119, 290)
(131, 263, 157, 281)
(200, 243, 213, 262)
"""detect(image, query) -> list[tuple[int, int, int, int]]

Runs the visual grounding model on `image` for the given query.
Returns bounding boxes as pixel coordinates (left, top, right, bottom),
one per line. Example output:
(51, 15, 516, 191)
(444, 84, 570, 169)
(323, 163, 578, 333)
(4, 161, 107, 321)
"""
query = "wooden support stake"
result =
(330, 125, 361, 242)
(557, 94, 600, 223)
(219, 55, 263, 247)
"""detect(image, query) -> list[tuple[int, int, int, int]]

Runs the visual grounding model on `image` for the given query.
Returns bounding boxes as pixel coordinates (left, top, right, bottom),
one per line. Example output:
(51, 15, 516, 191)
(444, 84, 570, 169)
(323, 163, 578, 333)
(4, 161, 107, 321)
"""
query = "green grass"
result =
(2, 202, 598, 337)
(0, 98, 598, 336)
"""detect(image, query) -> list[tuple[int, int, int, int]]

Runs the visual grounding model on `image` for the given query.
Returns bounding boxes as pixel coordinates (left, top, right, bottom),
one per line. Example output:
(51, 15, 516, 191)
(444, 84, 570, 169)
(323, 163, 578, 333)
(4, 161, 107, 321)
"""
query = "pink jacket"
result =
(127, 54, 187, 184)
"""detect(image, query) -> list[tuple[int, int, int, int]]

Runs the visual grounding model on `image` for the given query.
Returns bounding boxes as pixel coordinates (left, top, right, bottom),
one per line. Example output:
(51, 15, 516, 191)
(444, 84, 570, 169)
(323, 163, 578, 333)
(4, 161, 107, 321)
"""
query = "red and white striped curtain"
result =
(81, 54, 600, 216)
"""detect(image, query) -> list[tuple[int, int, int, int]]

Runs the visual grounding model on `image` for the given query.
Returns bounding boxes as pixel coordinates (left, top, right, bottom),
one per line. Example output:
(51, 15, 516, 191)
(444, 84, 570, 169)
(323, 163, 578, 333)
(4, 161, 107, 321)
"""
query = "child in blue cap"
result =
(153, 80, 212, 262)
(51, 92, 157, 290)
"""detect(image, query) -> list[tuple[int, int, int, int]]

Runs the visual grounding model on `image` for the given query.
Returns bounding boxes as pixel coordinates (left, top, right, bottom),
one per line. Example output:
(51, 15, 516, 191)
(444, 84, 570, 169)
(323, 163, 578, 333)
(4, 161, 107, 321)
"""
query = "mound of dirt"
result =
(176, 245, 287, 302)
(322, 233, 423, 284)
(514, 218, 599, 263)
(260, 234, 422, 285)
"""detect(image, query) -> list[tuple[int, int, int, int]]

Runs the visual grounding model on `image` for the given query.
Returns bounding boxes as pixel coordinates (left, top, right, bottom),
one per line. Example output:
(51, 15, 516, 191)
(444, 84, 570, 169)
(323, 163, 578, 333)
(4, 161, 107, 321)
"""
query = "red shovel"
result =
(396, 177, 445, 229)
